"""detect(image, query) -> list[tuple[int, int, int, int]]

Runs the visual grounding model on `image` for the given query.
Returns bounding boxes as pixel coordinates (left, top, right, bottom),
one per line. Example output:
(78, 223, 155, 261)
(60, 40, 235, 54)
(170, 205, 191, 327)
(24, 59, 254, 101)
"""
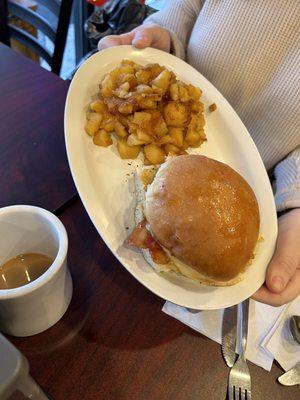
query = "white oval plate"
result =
(65, 46, 277, 310)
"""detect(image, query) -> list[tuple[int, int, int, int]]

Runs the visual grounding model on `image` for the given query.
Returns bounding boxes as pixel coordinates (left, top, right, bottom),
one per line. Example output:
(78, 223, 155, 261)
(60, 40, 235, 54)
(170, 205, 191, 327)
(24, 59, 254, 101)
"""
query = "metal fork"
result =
(228, 298, 252, 400)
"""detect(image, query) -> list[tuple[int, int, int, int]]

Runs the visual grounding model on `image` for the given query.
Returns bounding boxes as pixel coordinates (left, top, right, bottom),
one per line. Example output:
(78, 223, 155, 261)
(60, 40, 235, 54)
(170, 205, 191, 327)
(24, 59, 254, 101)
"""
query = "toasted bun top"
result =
(145, 155, 260, 281)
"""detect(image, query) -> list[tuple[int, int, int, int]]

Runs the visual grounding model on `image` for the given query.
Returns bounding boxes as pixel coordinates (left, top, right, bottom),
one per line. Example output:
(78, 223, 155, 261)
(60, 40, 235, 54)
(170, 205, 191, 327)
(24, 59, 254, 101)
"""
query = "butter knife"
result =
(221, 305, 238, 367)
(278, 362, 300, 386)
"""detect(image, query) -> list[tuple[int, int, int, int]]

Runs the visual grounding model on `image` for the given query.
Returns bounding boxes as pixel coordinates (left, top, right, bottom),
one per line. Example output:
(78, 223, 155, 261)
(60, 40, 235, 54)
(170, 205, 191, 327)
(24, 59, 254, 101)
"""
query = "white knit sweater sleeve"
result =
(144, 0, 202, 59)
(274, 147, 300, 212)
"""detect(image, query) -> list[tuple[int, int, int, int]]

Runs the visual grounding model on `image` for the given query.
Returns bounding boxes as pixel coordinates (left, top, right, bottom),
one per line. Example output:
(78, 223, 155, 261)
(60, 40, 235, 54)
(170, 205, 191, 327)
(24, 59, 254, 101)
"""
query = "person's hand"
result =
(98, 24, 171, 53)
(252, 208, 300, 306)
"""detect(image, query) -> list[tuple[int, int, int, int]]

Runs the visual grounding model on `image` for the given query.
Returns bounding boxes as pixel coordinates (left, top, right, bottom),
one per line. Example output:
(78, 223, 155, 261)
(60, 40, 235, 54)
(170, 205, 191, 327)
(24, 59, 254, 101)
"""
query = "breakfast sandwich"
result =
(127, 155, 260, 286)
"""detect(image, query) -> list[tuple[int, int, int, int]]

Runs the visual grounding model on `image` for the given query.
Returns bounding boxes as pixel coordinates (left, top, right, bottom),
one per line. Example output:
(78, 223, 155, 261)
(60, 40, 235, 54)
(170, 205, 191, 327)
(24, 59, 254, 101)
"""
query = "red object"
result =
(127, 220, 170, 264)
(85, 0, 145, 5)
(85, 0, 107, 5)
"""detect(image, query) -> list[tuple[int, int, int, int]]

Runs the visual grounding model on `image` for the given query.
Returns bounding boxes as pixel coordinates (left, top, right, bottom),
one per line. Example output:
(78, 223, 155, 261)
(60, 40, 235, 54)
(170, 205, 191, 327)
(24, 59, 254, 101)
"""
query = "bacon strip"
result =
(127, 220, 170, 265)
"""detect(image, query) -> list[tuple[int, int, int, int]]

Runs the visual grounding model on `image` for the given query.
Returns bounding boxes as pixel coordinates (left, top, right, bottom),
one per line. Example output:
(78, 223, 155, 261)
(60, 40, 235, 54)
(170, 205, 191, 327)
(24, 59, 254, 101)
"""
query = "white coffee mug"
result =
(0, 205, 73, 337)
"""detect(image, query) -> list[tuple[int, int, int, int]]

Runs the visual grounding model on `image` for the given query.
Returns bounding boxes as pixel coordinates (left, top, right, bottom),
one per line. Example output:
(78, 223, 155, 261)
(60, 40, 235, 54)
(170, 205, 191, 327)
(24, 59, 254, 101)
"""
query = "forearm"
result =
(144, 0, 202, 58)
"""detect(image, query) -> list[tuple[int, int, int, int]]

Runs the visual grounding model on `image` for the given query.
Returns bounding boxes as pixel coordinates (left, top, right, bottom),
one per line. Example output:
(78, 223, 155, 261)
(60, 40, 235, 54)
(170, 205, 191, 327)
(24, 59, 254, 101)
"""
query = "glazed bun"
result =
(144, 155, 260, 284)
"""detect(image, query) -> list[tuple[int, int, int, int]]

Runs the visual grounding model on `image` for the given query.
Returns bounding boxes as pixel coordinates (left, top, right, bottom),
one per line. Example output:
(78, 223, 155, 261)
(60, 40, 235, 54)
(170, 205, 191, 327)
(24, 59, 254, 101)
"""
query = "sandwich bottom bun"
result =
(134, 155, 260, 286)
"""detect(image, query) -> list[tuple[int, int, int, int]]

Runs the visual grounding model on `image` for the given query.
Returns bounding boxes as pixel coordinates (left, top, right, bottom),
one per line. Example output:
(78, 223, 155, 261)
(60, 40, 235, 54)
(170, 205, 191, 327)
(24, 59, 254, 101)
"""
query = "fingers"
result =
(133, 24, 171, 52)
(98, 24, 171, 52)
(98, 29, 154, 51)
(252, 210, 300, 307)
(265, 211, 300, 294)
(252, 269, 300, 306)
(132, 30, 152, 48)
(98, 36, 120, 51)
(98, 32, 134, 50)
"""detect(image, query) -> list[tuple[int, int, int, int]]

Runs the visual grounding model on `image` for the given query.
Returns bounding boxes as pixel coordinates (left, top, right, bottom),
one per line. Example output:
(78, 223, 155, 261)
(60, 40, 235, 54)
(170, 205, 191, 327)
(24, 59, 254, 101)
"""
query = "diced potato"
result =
(110, 65, 135, 81)
(137, 98, 157, 109)
(136, 69, 152, 85)
(144, 144, 165, 165)
(182, 140, 189, 150)
(87, 59, 206, 165)
(127, 134, 145, 146)
(150, 70, 171, 94)
(117, 138, 141, 159)
(136, 129, 152, 143)
(198, 129, 206, 140)
(186, 114, 206, 146)
(118, 103, 134, 114)
(93, 129, 112, 147)
(157, 98, 168, 113)
(133, 112, 152, 126)
(119, 73, 137, 89)
(171, 83, 189, 102)
(117, 114, 130, 128)
(114, 121, 128, 138)
(120, 82, 130, 91)
(87, 112, 102, 124)
(199, 102, 205, 113)
(148, 64, 165, 79)
(190, 102, 204, 113)
(136, 84, 153, 94)
(153, 119, 168, 137)
(187, 113, 205, 132)
(163, 101, 189, 127)
(90, 99, 107, 113)
(209, 103, 217, 112)
(85, 121, 99, 136)
(178, 84, 189, 102)
(85, 112, 102, 136)
(119, 65, 135, 75)
(135, 64, 164, 85)
(164, 143, 181, 155)
(196, 113, 205, 127)
(169, 83, 179, 101)
(168, 127, 184, 147)
(187, 84, 201, 101)
(128, 122, 138, 135)
(151, 85, 164, 95)
(140, 168, 157, 186)
(185, 130, 199, 145)
(101, 113, 115, 132)
(158, 134, 172, 145)
(185, 131, 205, 147)
(144, 157, 152, 166)
(114, 82, 130, 99)
(147, 110, 168, 137)
(100, 75, 115, 97)
(121, 59, 136, 67)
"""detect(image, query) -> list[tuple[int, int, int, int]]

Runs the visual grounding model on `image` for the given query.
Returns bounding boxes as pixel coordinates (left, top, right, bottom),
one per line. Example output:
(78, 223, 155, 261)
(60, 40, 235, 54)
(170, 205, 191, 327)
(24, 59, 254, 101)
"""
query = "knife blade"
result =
(278, 362, 300, 386)
(221, 305, 238, 367)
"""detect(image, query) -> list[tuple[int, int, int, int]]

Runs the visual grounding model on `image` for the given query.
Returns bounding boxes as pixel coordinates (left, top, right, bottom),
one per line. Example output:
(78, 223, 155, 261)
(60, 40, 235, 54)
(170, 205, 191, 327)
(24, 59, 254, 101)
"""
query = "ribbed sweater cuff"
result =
(168, 29, 186, 60)
(274, 148, 300, 211)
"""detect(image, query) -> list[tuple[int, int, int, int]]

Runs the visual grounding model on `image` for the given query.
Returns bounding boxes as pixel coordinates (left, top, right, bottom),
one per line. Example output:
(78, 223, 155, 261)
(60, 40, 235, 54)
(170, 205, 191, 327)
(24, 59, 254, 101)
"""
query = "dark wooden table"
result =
(1, 43, 299, 400)
(0, 43, 76, 211)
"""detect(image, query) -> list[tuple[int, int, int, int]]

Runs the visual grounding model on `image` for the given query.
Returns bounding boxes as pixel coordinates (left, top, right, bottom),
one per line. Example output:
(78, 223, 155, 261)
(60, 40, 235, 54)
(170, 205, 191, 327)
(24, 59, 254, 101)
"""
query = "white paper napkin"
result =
(162, 298, 300, 371)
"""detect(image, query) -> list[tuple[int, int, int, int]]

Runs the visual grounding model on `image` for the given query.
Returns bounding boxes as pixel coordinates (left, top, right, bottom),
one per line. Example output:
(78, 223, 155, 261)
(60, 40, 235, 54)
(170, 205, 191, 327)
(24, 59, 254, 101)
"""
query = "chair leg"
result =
(51, 0, 74, 75)
(0, 0, 10, 45)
